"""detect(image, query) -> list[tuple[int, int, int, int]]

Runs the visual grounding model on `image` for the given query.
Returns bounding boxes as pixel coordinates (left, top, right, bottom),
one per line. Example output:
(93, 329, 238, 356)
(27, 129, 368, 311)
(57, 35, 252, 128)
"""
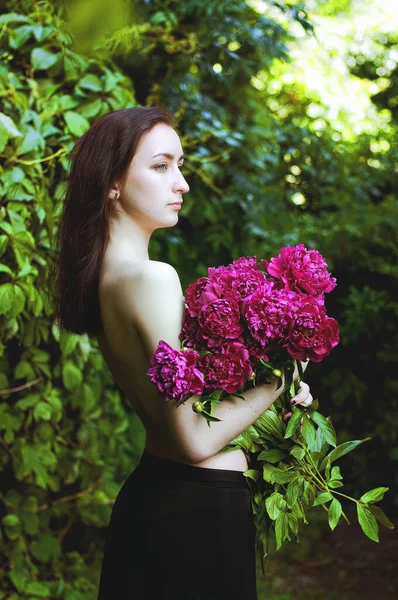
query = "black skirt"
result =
(97, 449, 258, 600)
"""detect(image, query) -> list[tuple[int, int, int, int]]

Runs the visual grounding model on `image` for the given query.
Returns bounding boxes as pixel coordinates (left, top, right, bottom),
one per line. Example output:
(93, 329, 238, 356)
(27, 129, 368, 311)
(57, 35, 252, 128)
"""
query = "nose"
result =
(173, 170, 190, 194)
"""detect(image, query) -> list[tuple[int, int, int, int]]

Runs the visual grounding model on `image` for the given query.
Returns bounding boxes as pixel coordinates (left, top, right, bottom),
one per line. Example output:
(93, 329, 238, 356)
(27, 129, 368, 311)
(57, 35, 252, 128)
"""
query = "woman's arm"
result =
(108, 261, 308, 464)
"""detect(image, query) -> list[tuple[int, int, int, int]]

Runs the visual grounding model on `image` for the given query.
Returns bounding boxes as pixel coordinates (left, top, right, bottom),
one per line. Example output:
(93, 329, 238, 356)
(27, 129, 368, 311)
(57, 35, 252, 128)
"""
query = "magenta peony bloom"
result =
(147, 340, 204, 403)
(199, 341, 253, 394)
(184, 277, 223, 317)
(179, 309, 209, 351)
(243, 286, 299, 347)
(285, 298, 340, 362)
(245, 336, 272, 366)
(208, 255, 259, 277)
(197, 298, 243, 346)
(263, 244, 336, 298)
(211, 267, 269, 308)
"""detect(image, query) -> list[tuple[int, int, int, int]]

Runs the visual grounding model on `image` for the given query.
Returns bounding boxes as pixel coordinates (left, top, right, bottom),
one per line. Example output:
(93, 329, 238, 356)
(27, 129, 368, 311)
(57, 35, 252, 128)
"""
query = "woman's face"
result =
(117, 122, 190, 231)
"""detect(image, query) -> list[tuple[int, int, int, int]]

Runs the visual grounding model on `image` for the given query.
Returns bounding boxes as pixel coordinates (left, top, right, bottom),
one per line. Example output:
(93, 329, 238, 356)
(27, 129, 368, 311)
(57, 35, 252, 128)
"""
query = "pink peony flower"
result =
(208, 255, 259, 277)
(285, 298, 340, 362)
(199, 341, 253, 394)
(230, 256, 259, 271)
(263, 244, 336, 298)
(179, 309, 209, 351)
(211, 267, 269, 308)
(147, 340, 204, 403)
(184, 277, 223, 317)
(243, 286, 299, 347)
(245, 336, 272, 366)
(197, 298, 243, 346)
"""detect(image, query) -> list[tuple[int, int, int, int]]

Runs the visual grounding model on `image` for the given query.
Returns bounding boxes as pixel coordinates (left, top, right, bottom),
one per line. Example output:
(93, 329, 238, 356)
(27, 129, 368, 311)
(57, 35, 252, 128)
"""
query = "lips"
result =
(169, 202, 182, 207)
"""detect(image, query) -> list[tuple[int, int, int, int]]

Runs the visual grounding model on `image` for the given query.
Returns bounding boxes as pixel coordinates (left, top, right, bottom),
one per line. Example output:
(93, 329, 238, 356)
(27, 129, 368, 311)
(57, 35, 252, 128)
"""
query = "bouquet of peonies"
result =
(147, 245, 393, 570)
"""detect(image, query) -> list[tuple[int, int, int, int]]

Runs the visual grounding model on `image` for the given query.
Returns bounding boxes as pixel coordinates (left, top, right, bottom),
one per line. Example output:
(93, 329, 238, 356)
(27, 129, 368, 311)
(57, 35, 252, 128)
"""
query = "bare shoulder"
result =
(138, 259, 181, 283)
(103, 259, 185, 352)
(102, 258, 181, 292)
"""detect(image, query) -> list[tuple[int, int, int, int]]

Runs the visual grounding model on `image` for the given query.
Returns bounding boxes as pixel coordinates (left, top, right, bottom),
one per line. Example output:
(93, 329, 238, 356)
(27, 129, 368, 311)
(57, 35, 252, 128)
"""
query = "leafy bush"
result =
(0, 0, 396, 597)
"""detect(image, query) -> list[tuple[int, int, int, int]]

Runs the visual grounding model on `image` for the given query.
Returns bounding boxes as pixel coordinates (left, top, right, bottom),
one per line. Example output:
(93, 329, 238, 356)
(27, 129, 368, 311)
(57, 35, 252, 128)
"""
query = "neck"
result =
(109, 213, 153, 261)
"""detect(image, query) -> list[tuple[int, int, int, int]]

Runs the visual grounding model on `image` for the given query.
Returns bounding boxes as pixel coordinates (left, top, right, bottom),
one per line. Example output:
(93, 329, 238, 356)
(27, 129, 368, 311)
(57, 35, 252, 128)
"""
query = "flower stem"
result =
(295, 457, 352, 524)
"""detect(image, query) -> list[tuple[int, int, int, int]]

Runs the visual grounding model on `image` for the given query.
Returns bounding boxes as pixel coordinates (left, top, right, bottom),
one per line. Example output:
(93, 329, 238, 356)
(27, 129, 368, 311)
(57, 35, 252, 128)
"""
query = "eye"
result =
(154, 163, 167, 172)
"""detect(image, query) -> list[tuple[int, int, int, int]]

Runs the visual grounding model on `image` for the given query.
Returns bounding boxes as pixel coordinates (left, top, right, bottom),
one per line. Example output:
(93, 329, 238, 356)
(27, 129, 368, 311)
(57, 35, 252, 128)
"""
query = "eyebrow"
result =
(152, 152, 184, 160)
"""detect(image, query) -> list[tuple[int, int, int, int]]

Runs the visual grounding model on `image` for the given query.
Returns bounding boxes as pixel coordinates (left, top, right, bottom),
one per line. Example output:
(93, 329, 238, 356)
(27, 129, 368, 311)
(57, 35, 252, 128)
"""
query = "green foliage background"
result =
(0, 0, 396, 598)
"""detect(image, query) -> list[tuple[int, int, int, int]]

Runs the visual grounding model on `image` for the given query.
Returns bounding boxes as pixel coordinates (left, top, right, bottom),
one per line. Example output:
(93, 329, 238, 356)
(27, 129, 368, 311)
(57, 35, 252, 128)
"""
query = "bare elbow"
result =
(183, 441, 213, 465)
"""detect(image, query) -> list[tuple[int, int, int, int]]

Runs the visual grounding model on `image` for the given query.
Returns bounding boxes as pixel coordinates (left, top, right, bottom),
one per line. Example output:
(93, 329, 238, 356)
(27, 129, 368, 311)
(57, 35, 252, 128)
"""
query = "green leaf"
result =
(15, 393, 40, 410)
(25, 582, 51, 596)
(284, 406, 302, 438)
(62, 361, 83, 390)
(360, 487, 389, 504)
(0, 13, 33, 24)
(17, 126, 45, 155)
(8, 566, 28, 593)
(303, 480, 316, 506)
(0, 264, 15, 276)
(265, 492, 286, 520)
(285, 478, 302, 507)
(319, 438, 371, 471)
(79, 73, 103, 91)
(242, 469, 261, 482)
(263, 463, 297, 484)
(30, 534, 61, 562)
(357, 504, 379, 542)
(9, 284, 26, 317)
(33, 401, 52, 421)
(273, 469, 298, 484)
(310, 411, 336, 447)
(368, 505, 394, 529)
(9, 25, 34, 49)
(325, 458, 331, 481)
(0, 113, 22, 138)
(3, 514, 21, 527)
(21, 442, 56, 489)
(275, 512, 289, 550)
(64, 111, 90, 136)
(330, 465, 343, 480)
(0, 127, 8, 152)
(0, 113, 22, 150)
(311, 423, 329, 455)
(289, 446, 305, 460)
(328, 498, 342, 530)
(60, 332, 80, 356)
(313, 491, 333, 506)
(258, 448, 287, 463)
(14, 360, 36, 380)
(287, 512, 299, 535)
(328, 479, 344, 488)
(0, 284, 15, 314)
(31, 48, 60, 70)
(32, 25, 53, 43)
(302, 416, 317, 449)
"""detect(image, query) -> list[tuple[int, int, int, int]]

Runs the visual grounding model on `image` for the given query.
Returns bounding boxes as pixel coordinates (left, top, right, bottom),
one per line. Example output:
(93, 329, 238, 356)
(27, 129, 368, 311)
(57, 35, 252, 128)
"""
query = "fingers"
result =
(283, 379, 314, 423)
(290, 381, 313, 407)
(301, 395, 314, 407)
(292, 359, 309, 382)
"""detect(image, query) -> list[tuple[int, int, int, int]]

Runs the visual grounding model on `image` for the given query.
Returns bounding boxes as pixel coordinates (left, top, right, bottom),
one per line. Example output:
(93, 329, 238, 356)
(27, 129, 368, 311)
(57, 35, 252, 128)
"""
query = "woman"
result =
(50, 106, 313, 599)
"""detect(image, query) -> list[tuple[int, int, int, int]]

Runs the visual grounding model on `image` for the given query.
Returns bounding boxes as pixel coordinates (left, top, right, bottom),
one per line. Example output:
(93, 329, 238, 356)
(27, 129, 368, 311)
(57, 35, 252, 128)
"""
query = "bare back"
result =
(96, 243, 249, 471)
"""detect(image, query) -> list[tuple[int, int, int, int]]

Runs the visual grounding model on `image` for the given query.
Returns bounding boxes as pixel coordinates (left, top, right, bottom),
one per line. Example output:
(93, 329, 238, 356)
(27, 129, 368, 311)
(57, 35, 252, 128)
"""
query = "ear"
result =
(108, 187, 120, 201)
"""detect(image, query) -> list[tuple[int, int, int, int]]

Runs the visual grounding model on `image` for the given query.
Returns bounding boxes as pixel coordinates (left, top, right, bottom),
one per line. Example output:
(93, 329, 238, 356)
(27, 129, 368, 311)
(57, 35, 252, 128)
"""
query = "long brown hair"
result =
(45, 105, 176, 336)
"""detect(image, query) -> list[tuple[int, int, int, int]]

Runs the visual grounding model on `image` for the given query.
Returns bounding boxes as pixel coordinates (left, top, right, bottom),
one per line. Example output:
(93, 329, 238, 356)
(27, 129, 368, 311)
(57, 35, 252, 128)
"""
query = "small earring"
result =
(114, 191, 119, 201)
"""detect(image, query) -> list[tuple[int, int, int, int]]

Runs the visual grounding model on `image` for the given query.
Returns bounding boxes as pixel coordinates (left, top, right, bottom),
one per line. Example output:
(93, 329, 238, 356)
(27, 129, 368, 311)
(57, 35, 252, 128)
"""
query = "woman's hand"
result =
(293, 359, 309, 382)
(282, 359, 313, 423)
(282, 382, 313, 423)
